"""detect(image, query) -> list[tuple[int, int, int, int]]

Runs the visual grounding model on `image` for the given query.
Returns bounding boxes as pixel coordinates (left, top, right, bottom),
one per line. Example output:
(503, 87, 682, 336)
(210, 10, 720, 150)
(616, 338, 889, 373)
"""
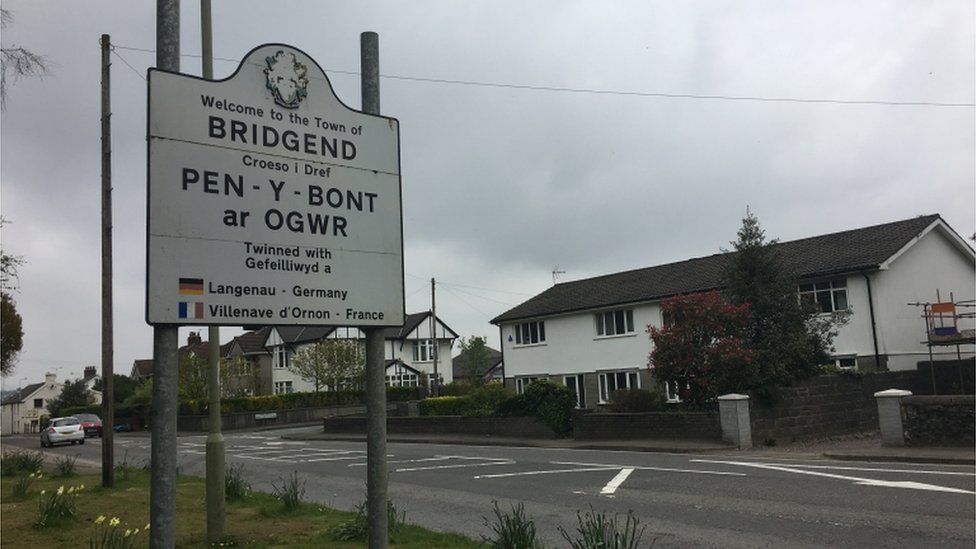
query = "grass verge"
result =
(1, 469, 480, 548)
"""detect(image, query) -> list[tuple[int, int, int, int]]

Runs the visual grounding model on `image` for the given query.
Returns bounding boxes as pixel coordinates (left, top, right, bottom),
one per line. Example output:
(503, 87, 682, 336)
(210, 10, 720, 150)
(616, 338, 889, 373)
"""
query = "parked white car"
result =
(40, 417, 85, 447)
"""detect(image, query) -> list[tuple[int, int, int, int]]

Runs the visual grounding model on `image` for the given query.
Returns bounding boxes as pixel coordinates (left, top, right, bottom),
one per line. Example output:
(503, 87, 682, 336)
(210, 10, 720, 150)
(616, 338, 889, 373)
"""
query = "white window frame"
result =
(828, 355, 858, 371)
(386, 373, 419, 388)
(799, 278, 849, 313)
(514, 321, 546, 346)
(413, 339, 435, 362)
(272, 346, 289, 369)
(663, 380, 685, 404)
(595, 308, 635, 338)
(273, 380, 293, 395)
(597, 369, 640, 404)
(515, 376, 541, 394)
(563, 375, 586, 408)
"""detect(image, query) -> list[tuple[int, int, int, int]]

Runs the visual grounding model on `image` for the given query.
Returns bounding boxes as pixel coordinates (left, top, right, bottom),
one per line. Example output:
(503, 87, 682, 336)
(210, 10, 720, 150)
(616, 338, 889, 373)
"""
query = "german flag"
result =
(179, 278, 204, 295)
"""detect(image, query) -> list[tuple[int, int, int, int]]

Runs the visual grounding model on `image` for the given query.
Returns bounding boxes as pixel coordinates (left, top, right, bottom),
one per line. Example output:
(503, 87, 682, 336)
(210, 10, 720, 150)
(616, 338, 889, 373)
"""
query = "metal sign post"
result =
(146, 27, 404, 549)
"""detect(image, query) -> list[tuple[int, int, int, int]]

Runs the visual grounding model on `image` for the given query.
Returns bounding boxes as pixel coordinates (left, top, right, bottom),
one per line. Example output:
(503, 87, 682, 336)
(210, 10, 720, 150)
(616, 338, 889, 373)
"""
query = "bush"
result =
(608, 388, 667, 413)
(418, 396, 469, 416)
(498, 380, 575, 435)
(481, 501, 544, 549)
(464, 383, 513, 417)
(12, 470, 42, 498)
(439, 382, 478, 397)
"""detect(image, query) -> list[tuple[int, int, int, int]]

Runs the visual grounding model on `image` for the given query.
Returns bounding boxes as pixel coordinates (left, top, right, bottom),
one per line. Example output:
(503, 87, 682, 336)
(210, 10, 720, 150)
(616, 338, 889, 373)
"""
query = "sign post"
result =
(147, 38, 404, 549)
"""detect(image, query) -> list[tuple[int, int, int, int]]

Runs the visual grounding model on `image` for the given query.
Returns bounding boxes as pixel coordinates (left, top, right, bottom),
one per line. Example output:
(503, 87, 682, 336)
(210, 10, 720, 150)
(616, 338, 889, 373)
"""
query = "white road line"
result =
(304, 455, 383, 463)
(551, 461, 746, 477)
(348, 456, 451, 467)
(601, 468, 635, 496)
(475, 467, 618, 479)
(396, 460, 516, 473)
(744, 462, 976, 477)
(692, 459, 976, 495)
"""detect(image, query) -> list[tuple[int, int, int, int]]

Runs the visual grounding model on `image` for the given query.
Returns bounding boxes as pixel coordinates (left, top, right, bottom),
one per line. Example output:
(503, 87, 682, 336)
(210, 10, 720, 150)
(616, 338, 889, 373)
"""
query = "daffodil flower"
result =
(124, 529, 132, 537)
(95, 515, 106, 524)
(110, 517, 121, 527)
(40, 489, 46, 495)
(57, 486, 65, 495)
(145, 523, 151, 530)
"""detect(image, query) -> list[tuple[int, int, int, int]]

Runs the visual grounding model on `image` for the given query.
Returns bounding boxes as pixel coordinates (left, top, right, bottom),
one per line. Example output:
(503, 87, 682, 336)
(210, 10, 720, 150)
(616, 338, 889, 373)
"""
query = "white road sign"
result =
(147, 44, 404, 326)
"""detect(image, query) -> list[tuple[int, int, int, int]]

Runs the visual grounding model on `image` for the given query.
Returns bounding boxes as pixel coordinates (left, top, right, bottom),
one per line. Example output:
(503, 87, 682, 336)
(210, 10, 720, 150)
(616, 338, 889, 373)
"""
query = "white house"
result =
(263, 312, 459, 394)
(1, 373, 63, 434)
(491, 215, 975, 409)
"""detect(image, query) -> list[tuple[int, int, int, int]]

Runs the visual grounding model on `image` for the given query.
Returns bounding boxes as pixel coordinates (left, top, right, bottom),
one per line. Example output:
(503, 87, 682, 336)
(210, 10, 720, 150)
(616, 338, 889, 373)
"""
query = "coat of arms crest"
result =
(264, 51, 309, 109)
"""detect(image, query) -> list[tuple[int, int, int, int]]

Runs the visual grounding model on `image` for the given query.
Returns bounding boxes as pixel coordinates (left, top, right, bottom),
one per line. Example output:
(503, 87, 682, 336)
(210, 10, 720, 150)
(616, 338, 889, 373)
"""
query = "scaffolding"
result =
(908, 291, 975, 394)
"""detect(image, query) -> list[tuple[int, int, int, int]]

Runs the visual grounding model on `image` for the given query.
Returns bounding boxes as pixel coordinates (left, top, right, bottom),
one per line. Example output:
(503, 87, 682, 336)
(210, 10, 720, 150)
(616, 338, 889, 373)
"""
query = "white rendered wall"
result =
(501, 302, 661, 379)
(871, 227, 975, 371)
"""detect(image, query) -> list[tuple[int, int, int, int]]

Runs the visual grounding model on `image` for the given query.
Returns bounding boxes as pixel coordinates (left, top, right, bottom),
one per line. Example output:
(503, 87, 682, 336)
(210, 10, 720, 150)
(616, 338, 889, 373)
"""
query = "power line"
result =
(439, 283, 516, 308)
(440, 284, 490, 317)
(110, 43, 974, 108)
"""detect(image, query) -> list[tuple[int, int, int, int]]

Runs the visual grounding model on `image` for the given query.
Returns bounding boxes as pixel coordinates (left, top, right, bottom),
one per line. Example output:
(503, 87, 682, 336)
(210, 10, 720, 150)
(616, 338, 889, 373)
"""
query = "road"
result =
(5, 428, 974, 548)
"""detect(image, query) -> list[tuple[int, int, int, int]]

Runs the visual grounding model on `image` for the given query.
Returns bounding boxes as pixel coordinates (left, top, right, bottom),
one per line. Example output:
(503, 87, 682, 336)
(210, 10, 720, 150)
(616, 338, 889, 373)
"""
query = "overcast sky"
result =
(2, 1, 973, 389)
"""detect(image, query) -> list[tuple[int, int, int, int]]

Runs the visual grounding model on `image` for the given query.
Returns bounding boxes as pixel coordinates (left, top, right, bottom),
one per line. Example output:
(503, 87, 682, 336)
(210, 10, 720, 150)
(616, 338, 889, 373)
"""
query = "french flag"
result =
(178, 302, 204, 319)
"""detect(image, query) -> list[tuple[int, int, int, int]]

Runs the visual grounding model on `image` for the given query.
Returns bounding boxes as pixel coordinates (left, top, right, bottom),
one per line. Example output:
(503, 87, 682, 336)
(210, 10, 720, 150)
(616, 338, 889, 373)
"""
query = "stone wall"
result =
(750, 371, 922, 444)
(178, 403, 375, 432)
(322, 415, 559, 438)
(573, 411, 721, 441)
(902, 395, 975, 447)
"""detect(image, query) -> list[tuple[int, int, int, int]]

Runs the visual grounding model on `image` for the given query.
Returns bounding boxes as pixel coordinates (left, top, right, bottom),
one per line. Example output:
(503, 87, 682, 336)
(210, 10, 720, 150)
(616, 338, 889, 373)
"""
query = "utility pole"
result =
(151, 2, 180, 547)
(99, 33, 115, 489)
(430, 278, 439, 396)
(360, 31, 388, 549)
(200, 1, 225, 543)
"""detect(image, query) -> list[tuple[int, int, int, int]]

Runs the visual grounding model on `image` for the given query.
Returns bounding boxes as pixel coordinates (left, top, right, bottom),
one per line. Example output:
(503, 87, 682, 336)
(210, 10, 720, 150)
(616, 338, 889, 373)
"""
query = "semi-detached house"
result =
(491, 215, 975, 409)
(253, 312, 458, 395)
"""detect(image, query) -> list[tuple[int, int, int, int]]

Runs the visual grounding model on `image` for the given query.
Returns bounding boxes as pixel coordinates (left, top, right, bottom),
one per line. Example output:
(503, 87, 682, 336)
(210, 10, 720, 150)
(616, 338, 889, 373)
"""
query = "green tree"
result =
(457, 336, 492, 385)
(0, 293, 22, 376)
(289, 339, 365, 392)
(722, 212, 843, 401)
(179, 354, 209, 401)
(93, 373, 142, 405)
(1, 217, 24, 376)
(649, 291, 755, 406)
(47, 379, 95, 418)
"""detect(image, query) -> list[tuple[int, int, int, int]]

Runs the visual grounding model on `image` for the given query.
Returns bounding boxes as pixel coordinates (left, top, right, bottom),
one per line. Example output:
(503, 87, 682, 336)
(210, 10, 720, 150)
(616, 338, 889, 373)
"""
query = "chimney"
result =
(187, 331, 202, 347)
(84, 366, 96, 380)
(45, 372, 56, 384)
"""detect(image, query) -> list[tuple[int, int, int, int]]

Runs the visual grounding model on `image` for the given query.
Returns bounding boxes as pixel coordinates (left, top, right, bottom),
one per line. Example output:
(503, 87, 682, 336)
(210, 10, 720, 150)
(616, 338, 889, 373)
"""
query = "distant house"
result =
(1, 373, 63, 434)
(492, 215, 976, 409)
(79, 366, 103, 405)
(452, 345, 504, 384)
(262, 312, 458, 395)
(130, 359, 154, 380)
(225, 327, 273, 396)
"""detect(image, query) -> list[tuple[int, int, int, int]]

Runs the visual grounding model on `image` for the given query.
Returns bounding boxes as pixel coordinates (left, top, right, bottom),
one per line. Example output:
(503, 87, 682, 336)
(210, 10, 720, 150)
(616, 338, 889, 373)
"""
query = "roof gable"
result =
(1, 382, 46, 405)
(492, 214, 946, 323)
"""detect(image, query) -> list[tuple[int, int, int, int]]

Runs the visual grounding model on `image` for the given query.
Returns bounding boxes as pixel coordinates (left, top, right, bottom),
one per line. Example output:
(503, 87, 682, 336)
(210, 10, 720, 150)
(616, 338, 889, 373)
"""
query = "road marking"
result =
(739, 462, 976, 477)
(692, 459, 975, 495)
(396, 460, 515, 473)
(601, 468, 635, 496)
(551, 461, 747, 477)
(475, 467, 619, 479)
(349, 456, 452, 467)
